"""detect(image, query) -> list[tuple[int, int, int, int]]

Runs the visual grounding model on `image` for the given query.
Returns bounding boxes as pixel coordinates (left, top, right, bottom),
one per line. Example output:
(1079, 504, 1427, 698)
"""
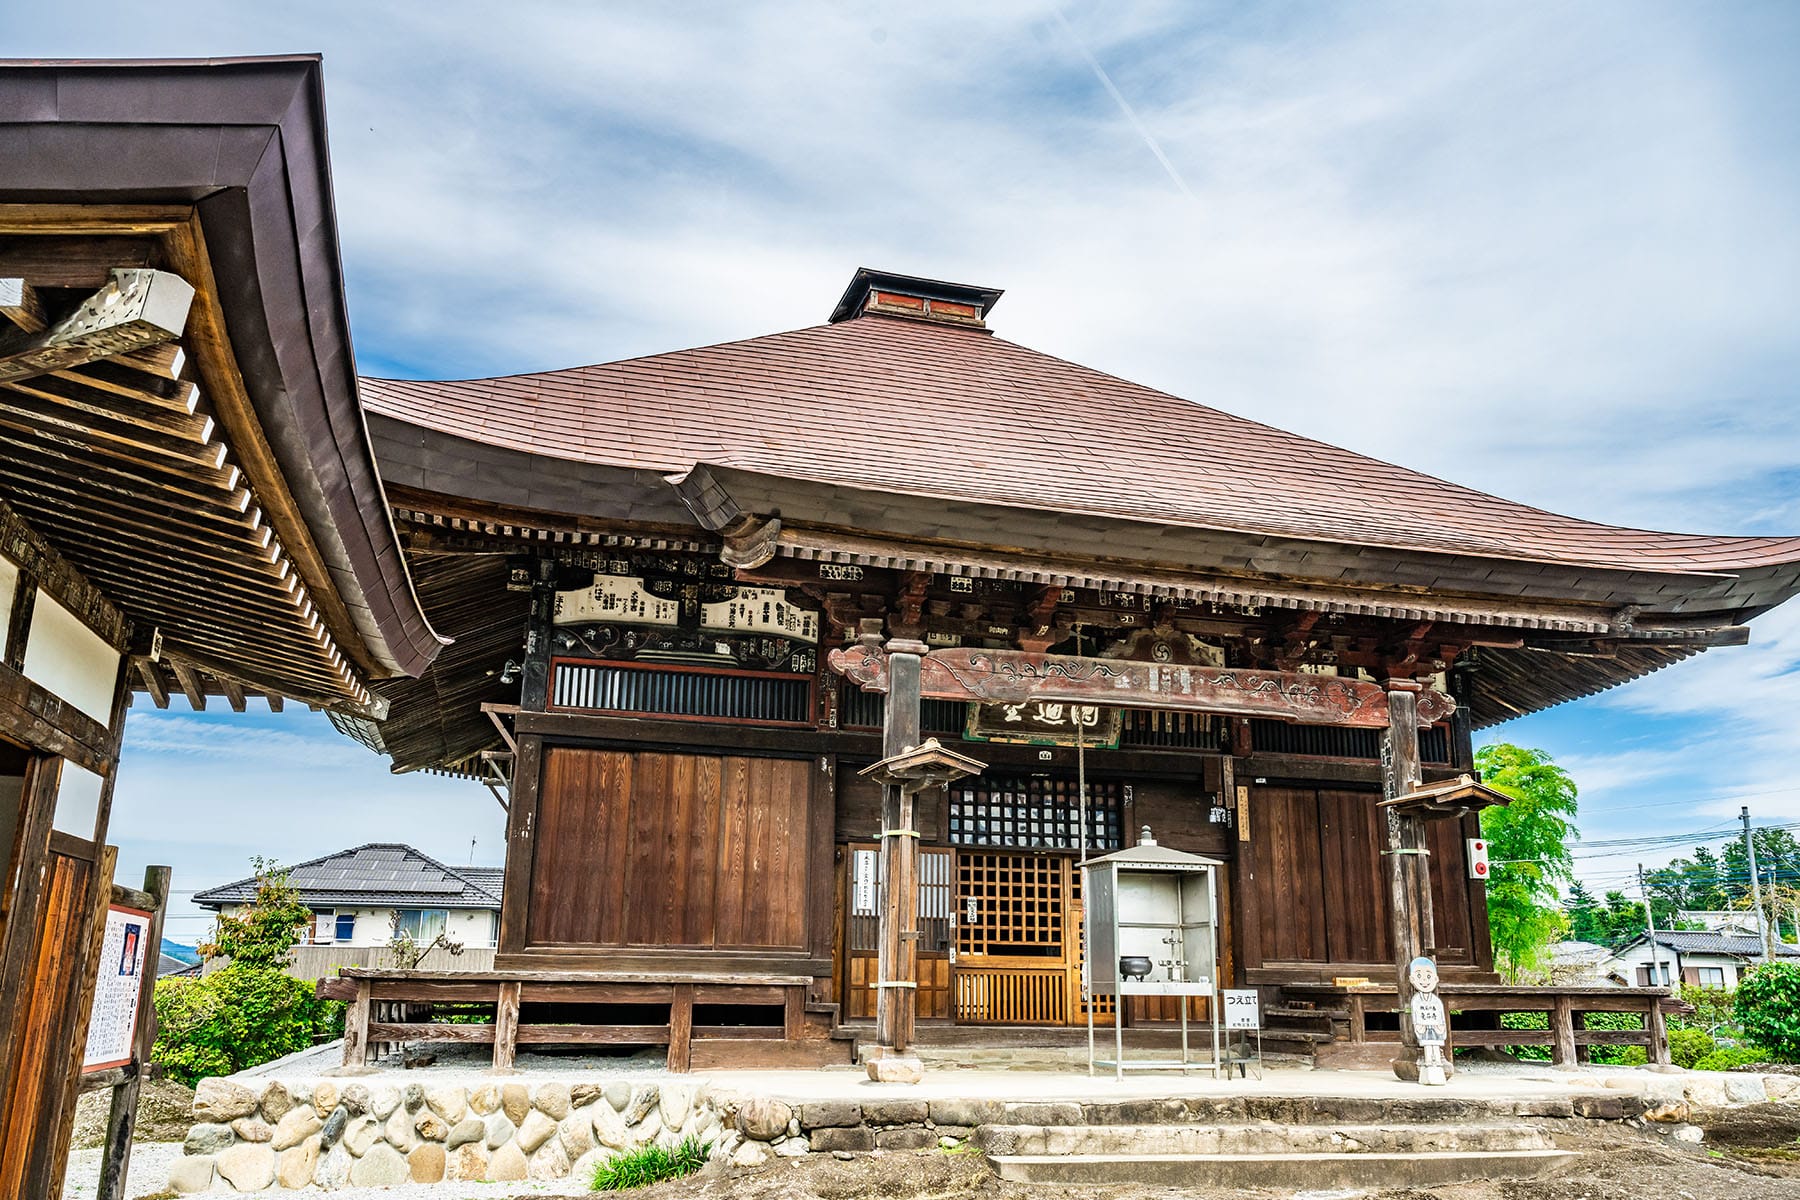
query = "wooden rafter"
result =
(167, 658, 206, 710)
(133, 657, 169, 709)
(0, 278, 46, 333)
(0, 268, 194, 384)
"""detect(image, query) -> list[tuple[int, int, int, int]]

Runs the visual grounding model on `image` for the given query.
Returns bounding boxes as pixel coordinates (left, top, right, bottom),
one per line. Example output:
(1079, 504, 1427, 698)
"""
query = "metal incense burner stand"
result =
(1082, 827, 1224, 1078)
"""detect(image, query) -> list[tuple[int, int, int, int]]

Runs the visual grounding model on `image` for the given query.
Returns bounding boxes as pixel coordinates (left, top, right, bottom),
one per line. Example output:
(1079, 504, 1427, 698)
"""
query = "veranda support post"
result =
(871, 627, 926, 1080)
(1382, 678, 1442, 1082)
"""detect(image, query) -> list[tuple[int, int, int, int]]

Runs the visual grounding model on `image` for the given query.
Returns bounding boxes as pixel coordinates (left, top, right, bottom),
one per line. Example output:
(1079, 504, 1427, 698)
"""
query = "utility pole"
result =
(1638, 863, 1662, 987)
(1742, 807, 1773, 964)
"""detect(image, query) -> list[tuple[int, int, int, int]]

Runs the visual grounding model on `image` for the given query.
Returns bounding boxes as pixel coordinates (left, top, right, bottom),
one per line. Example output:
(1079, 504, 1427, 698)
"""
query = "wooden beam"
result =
(219, 676, 247, 713)
(829, 643, 1456, 729)
(0, 278, 47, 333)
(0, 205, 194, 237)
(133, 659, 169, 710)
(0, 235, 157, 290)
(166, 658, 206, 711)
(265, 693, 284, 713)
(0, 269, 195, 385)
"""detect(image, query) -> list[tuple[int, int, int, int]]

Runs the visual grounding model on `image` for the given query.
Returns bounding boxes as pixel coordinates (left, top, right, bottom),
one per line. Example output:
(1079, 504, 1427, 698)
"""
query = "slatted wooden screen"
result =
(527, 748, 811, 951)
(1243, 785, 1476, 969)
(842, 845, 952, 1021)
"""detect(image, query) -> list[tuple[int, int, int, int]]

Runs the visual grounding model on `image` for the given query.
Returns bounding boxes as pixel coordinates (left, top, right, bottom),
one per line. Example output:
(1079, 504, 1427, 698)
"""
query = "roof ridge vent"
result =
(829, 267, 1003, 328)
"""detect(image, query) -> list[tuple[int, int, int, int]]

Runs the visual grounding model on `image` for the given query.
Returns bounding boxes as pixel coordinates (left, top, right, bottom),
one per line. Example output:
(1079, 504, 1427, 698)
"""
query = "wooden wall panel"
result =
(1427, 815, 1476, 965)
(1246, 788, 1326, 962)
(1130, 778, 1230, 859)
(0, 849, 90, 1199)
(1318, 789, 1389, 964)
(528, 747, 810, 953)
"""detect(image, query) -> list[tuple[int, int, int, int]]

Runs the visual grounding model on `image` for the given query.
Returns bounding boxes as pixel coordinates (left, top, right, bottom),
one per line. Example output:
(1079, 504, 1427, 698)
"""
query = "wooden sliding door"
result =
(527, 748, 811, 951)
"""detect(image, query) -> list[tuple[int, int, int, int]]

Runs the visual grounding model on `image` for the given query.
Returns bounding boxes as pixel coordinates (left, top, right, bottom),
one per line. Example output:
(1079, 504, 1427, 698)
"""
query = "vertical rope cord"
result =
(1076, 623, 1088, 865)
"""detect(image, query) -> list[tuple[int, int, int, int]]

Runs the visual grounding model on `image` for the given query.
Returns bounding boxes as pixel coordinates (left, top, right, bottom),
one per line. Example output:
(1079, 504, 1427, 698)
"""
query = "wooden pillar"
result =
(491, 981, 521, 1073)
(96, 864, 171, 1200)
(668, 984, 694, 1073)
(1550, 994, 1576, 1067)
(342, 982, 370, 1067)
(873, 629, 925, 1071)
(1647, 999, 1671, 1066)
(1382, 678, 1442, 1081)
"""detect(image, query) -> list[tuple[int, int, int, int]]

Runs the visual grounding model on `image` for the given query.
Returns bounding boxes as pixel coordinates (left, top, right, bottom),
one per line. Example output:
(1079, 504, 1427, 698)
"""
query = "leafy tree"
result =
(1475, 744, 1579, 980)
(151, 964, 340, 1086)
(198, 857, 311, 969)
(1564, 880, 1605, 944)
(1734, 961, 1800, 1062)
(1593, 889, 1648, 947)
(153, 857, 338, 1084)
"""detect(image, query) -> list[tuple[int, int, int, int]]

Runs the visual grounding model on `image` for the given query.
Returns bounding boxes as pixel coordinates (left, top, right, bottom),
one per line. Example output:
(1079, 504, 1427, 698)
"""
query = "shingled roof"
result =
(193, 843, 502, 910)
(361, 305, 1800, 597)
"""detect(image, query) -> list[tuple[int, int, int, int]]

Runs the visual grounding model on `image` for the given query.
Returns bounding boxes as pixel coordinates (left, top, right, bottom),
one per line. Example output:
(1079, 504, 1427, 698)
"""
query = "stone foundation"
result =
(170, 1068, 1800, 1193)
(169, 1075, 755, 1193)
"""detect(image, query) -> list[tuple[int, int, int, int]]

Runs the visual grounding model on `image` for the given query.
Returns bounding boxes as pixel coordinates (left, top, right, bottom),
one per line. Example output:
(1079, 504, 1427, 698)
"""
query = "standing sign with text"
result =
(1410, 992, 1448, 1047)
(1223, 989, 1261, 1030)
(83, 905, 150, 1071)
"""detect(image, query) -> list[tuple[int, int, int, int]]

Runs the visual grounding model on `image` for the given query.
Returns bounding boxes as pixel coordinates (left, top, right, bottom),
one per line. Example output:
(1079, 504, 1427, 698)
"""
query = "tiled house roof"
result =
(192, 843, 503, 910)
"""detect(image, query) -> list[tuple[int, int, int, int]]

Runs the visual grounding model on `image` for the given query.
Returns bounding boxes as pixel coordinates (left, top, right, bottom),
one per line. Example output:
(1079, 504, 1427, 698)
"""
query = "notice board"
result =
(82, 904, 150, 1071)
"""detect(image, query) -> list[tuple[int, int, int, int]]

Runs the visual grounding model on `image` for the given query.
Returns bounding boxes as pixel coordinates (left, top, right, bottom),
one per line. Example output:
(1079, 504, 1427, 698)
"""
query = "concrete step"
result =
(991, 1148, 1578, 1188)
(979, 1121, 1557, 1158)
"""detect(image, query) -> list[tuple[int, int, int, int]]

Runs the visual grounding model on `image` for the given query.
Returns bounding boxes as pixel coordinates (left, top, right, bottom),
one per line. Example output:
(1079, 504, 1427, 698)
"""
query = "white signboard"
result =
(851, 850, 878, 916)
(83, 905, 150, 1071)
(1223, 988, 1262, 1030)
(700, 588, 818, 642)
(1410, 992, 1448, 1047)
(554, 577, 680, 627)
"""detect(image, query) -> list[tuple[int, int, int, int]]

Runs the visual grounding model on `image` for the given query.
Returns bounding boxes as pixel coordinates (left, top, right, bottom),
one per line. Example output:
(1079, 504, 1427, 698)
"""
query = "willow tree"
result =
(1475, 744, 1580, 980)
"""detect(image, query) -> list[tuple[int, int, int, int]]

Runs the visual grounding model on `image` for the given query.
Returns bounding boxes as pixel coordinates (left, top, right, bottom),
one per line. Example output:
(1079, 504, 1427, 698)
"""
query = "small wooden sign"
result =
(963, 701, 1122, 748)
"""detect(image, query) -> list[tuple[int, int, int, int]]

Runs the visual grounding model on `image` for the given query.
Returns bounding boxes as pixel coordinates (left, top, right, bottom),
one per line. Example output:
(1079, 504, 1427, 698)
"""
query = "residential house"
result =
(193, 844, 503, 962)
(1605, 930, 1800, 990)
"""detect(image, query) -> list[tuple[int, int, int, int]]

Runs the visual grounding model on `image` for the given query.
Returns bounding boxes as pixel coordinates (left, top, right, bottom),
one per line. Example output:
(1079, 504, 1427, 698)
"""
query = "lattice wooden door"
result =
(841, 843, 951, 1020)
(952, 850, 1112, 1025)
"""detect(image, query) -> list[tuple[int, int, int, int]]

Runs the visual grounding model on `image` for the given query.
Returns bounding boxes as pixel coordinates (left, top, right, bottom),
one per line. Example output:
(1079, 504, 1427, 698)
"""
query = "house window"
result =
(310, 909, 345, 944)
(1697, 966, 1726, 989)
(1636, 962, 1671, 987)
(487, 911, 500, 947)
(394, 909, 447, 942)
(335, 913, 356, 943)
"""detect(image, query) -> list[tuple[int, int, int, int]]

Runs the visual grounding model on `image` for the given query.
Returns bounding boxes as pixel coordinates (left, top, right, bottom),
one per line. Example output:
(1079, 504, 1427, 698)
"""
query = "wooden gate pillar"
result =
(871, 627, 925, 1080)
(1381, 677, 1443, 1081)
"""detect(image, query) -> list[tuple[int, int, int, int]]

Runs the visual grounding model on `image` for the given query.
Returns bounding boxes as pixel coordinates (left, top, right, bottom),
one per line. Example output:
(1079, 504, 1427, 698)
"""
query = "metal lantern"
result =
(1081, 826, 1224, 1077)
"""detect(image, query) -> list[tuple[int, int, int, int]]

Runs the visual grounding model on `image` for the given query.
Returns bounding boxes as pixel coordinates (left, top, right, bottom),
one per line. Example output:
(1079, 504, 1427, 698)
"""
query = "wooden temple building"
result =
(334, 265, 1800, 1073)
(6, 62, 1800, 1184)
(0, 59, 442, 1195)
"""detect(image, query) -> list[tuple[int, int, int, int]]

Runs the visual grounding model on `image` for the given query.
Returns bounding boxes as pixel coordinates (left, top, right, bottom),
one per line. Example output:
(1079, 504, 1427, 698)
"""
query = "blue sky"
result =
(13, 2, 1799, 936)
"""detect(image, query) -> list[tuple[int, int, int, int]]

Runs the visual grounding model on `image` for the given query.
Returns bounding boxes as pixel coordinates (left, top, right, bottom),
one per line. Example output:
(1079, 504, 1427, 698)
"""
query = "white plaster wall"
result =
(22, 592, 120, 722)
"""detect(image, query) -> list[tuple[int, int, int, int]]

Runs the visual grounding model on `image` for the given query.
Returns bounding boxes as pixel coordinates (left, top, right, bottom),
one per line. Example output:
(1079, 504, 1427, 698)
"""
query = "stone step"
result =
(991, 1148, 1579, 1188)
(978, 1121, 1558, 1158)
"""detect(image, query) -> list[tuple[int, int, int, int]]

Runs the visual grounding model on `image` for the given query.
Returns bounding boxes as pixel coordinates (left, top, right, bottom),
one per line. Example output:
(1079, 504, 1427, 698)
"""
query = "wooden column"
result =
(96, 864, 171, 1200)
(1381, 677, 1441, 1081)
(873, 631, 925, 1069)
(491, 980, 521, 1073)
(341, 982, 370, 1067)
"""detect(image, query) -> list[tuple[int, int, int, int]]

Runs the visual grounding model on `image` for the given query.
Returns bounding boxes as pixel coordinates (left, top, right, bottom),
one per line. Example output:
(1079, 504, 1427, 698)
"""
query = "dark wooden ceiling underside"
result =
(362, 552, 527, 774)
(0, 220, 374, 710)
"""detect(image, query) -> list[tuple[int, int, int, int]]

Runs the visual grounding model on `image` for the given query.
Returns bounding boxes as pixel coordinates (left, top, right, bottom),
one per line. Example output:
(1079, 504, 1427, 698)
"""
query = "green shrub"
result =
(1673, 983, 1737, 1035)
(151, 965, 342, 1086)
(1692, 1045, 1772, 1072)
(1497, 1010, 1551, 1060)
(1668, 1027, 1718, 1069)
(590, 1138, 711, 1190)
(1734, 962, 1800, 1062)
(1580, 1010, 1651, 1066)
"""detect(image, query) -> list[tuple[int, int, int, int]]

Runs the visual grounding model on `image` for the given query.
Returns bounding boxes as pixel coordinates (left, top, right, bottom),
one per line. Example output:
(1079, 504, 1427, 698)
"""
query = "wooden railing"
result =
(955, 967, 1067, 1024)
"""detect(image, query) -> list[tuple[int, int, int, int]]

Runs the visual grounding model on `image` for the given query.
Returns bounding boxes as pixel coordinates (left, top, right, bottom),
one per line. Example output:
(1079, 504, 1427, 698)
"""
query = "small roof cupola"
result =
(828, 267, 1004, 328)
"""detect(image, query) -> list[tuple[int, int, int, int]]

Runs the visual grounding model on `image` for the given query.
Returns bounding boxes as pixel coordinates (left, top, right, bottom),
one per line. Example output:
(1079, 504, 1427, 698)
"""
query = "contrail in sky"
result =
(1054, 8, 1197, 202)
